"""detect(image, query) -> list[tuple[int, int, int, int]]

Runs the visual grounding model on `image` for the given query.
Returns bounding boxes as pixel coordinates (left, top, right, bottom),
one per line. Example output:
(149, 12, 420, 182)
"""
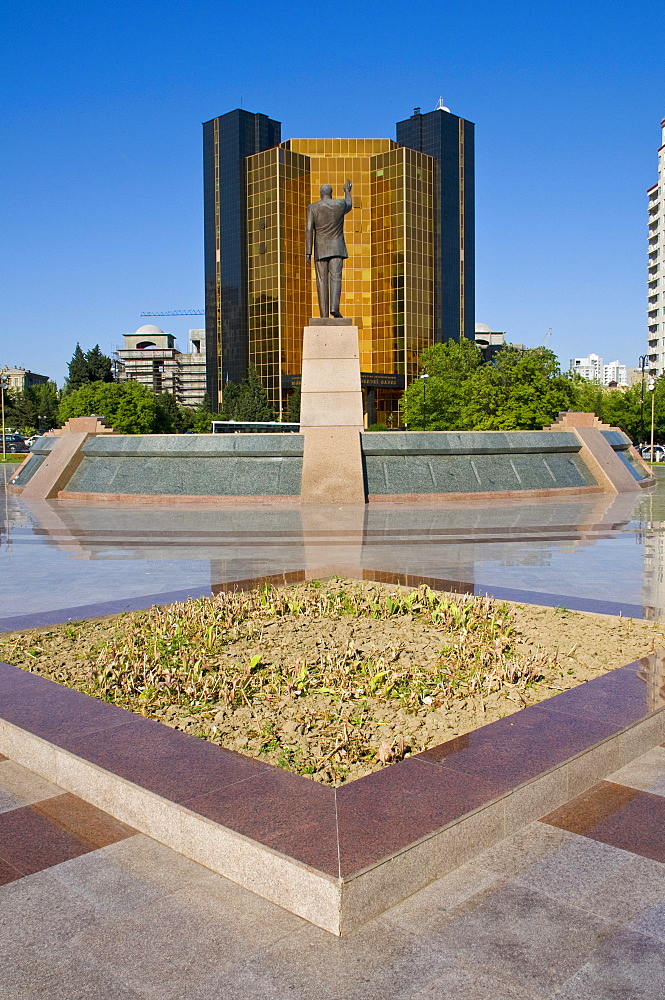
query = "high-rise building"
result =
(602, 361, 628, 387)
(203, 104, 475, 420)
(647, 118, 665, 377)
(569, 354, 628, 387)
(396, 103, 475, 344)
(570, 354, 603, 381)
(203, 110, 281, 408)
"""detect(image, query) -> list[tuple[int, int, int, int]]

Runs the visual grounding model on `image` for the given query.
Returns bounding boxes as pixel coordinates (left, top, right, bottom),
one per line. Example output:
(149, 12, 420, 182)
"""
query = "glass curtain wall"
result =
(203, 110, 281, 409)
(246, 147, 309, 414)
(288, 138, 390, 371)
(246, 138, 435, 420)
(371, 147, 434, 379)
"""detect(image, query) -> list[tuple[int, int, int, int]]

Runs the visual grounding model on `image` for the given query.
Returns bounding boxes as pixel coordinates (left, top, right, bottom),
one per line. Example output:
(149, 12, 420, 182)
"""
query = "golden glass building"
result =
(203, 107, 474, 422)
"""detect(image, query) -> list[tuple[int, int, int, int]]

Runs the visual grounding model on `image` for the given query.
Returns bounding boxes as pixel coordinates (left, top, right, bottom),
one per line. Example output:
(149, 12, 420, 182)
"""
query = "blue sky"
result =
(0, 0, 662, 387)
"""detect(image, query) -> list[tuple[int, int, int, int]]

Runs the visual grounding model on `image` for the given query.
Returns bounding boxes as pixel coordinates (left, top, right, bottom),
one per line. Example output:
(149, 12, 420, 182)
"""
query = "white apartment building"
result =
(569, 355, 628, 387)
(570, 354, 603, 381)
(647, 118, 665, 377)
(603, 361, 628, 386)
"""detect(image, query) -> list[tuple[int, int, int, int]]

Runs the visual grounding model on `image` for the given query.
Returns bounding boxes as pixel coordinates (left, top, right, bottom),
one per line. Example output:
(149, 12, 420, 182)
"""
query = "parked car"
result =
(2, 434, 29, 454)
(639, 444, 665, 462)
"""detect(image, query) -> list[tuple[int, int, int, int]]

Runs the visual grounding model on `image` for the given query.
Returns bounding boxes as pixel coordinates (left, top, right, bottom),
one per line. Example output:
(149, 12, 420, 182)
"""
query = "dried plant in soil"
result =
(1, 580, 554, 784)
(90, 584, 544, 708)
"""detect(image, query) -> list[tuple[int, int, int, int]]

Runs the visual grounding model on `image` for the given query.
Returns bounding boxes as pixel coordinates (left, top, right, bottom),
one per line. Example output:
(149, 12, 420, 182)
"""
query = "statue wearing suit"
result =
(306, 180, 353, 318)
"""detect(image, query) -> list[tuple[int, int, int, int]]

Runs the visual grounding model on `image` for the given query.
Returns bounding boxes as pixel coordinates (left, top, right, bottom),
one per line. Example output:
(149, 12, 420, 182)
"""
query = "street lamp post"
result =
(419, 374, 429, 431)
(638, 354, 648, 445)
(649, 378, 656, 463)
(0, 375, 6, 462)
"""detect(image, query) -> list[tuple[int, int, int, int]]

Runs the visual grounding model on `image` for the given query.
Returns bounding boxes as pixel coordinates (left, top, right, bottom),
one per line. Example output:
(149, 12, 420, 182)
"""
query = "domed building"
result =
(117, 325, 207, 407)
(474, 322, 506, 361)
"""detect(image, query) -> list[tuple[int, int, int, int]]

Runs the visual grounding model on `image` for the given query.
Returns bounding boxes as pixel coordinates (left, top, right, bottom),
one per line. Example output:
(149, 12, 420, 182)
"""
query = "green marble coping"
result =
(360, 431, 582, 456)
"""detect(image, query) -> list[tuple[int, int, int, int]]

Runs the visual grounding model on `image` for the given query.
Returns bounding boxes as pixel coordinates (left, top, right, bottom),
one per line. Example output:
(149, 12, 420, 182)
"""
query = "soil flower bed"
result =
(2, 579, 664, 786)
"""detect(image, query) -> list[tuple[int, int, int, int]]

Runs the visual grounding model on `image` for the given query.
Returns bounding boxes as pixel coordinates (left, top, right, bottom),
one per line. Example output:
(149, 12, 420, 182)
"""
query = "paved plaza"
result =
(1, 748, 665, 998)
(2, 468, 665, 996)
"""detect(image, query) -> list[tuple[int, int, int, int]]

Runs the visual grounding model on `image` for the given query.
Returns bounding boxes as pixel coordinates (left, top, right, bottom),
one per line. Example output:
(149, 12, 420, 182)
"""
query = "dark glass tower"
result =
(203, 109, 281, 407)
(396, 107, 475, 343)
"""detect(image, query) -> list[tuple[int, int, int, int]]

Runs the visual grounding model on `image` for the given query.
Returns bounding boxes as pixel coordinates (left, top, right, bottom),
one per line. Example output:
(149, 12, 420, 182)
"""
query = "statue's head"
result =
(320, 184, 333, 198)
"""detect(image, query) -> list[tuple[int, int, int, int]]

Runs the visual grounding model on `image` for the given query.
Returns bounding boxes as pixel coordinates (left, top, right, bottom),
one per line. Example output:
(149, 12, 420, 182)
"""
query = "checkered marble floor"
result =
(2, 747, 665, 998)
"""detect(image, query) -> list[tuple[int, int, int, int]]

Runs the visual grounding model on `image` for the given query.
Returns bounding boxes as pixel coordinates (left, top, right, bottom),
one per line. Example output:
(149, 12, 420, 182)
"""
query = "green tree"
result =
(64, 344, 89, 393)
(402, 338, 483, 430)
(63, 343, 114, 394)
(221, 381, 240, 418)
(600, 382, 664, 444)
(154, 392, 179, 433)
(235, 365, 275, 421)
(3, 382, 60, 433)
(188, 394, 226, 433)
(58, 380, 168, 433)
(286, 383, 301, 423)
(153, 392, 197, 433)
(221, 366, 275, 422)
(403, 342, 579, 432)
(85, 345, 114, 384)
(26, 382, 60, 431)
(568, 374, 606, 420)
(464, 347, 576, 430)
(563, 375, 657, 444)
(2, 388, 21, 432)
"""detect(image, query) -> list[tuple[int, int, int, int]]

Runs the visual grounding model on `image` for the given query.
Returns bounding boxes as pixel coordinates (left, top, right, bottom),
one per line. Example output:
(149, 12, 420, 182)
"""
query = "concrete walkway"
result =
(2, 747, 665, 999)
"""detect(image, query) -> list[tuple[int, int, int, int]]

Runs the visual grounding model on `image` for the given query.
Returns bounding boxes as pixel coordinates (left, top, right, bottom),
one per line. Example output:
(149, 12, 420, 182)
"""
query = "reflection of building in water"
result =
(634, 488, 665, 619)
(637, 651, 665, 711)
(641, 529, 665, 619)
(18, 492, 641, 608)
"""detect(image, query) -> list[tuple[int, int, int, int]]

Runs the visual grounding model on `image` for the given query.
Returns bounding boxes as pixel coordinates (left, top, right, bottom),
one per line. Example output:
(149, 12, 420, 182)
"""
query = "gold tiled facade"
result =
(245, 138, 435, 422)
(370, 146, 434, 378)
(246, 147, 310, 405)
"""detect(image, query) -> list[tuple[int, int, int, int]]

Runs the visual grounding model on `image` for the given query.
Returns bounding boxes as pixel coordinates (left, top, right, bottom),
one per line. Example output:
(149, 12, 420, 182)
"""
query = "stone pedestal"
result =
(299, 318, 366, 505)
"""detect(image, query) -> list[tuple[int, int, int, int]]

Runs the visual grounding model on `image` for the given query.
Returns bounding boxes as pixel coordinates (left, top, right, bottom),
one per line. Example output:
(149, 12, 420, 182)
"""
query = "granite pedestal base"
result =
(299, 319, 366, 505)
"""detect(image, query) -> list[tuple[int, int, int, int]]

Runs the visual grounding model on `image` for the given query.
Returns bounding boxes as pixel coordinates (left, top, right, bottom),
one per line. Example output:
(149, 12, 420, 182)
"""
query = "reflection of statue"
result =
(306, 180, 352, 318)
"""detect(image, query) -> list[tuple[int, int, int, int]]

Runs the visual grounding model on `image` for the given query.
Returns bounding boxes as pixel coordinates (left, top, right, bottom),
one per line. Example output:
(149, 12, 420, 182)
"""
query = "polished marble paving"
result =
(2, 747, 665, 998)
(4, 470, 665, 992)
(0, 761, 135, 885)
(3, 652, 663, 893)
(3, 467, 665, 627)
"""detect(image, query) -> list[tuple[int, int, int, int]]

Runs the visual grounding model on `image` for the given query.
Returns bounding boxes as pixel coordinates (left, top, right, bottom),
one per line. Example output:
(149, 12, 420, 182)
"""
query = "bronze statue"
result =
(306, 180, 352, 318)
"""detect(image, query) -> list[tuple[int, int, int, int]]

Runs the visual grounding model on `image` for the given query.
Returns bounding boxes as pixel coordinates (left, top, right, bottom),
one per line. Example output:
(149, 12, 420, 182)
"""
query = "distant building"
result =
(0, 366, 49, 390)
(203, 103, 475, 420)
(116, 325, 207, 407)
(570, 354, 628, 387)
(570, 354, 603, 382)
(602, 361, 628, 387)
(474, 323, 505, 348)
(474, 323, 505, 361)
(647, 117, 665, 376)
